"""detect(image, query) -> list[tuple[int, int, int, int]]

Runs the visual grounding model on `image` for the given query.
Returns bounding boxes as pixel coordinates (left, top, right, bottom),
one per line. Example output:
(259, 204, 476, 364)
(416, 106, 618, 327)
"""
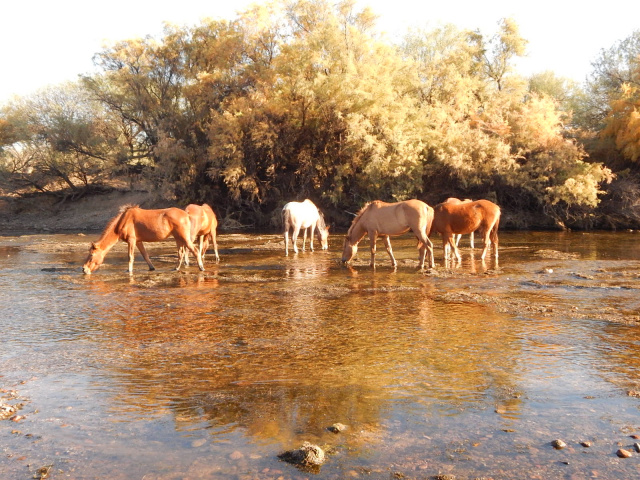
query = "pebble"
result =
(229, 451, 244, 460)
(551, 439, 567, 449)
(635, 443, 640, 453)
(616, 448, 632, 458)
(327, 422, 347, 433)
(580, 441, 592, 448)
(191, 439, 206, 448)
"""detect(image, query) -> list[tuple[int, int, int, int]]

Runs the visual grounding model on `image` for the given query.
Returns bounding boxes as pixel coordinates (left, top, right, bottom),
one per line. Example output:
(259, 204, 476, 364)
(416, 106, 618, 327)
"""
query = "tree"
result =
(0, 82, 122, 197)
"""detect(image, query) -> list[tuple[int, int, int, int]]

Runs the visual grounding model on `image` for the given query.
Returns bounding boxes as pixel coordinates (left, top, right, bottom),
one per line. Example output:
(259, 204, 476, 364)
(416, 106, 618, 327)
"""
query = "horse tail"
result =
(490, 209, 501, 245)
(282, 205, 290, 232)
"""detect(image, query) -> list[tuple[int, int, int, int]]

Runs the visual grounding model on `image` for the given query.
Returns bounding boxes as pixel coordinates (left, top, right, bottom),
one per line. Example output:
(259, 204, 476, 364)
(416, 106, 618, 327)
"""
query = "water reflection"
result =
(4, 232, 640, 479)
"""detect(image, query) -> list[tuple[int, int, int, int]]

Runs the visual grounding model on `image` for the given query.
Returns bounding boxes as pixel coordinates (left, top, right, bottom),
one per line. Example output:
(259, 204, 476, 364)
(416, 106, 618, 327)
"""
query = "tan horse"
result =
(282, 199, 330, 255)
(341, 200, 435, 269)
(181, 203, 220, 265)
(82, 205, 204, 274)
(431, 199, 500, 261)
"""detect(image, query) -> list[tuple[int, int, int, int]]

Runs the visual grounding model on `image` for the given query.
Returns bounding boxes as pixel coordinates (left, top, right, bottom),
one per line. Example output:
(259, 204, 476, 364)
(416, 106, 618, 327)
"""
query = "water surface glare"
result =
(2, 231, 640, 479)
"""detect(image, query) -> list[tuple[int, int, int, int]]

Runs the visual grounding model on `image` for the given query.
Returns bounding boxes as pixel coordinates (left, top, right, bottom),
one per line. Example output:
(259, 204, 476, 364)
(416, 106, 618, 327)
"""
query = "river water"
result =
(2, 231, 640, 479)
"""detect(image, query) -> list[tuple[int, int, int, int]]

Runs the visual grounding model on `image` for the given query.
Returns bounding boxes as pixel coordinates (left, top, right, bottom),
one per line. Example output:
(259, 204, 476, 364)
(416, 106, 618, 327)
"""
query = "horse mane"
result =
(98, 204, 138, 239)
(316, 210, 327, 230)
(347, 202, 372, 236)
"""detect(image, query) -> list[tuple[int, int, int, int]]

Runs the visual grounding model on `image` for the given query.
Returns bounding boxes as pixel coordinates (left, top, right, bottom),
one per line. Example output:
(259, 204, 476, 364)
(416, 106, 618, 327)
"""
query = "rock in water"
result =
(327, 423, 347, 433)
(617, 448, 632, 458)
(278, 442, 325, 467)
(551, 439, 567, 449)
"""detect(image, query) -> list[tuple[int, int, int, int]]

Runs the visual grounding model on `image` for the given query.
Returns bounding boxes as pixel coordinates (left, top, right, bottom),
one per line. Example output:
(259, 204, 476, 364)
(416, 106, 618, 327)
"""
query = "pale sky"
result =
(1, 0, 639, 105)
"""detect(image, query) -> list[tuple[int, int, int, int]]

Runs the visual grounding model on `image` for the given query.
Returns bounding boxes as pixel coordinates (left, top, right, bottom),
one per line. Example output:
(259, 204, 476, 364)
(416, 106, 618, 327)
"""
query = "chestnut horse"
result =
(341, 200, 435, 269)
(431, 199, 500, 261)
(442, 198, 475, 253)
(282, 199, 330, 255)
(82, 205, 204, 274)
(180, 203, 220, 265)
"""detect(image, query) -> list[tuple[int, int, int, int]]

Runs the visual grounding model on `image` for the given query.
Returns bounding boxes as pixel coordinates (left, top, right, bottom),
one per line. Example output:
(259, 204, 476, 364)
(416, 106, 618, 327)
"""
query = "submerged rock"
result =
(327, 423, 347, 433)
(278, 442, 325, 467)
(551, 439, 567, 449)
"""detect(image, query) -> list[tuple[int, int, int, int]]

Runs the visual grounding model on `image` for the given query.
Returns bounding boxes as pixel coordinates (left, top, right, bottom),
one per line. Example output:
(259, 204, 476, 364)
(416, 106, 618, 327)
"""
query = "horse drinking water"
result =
(431, 199, 500, 262)
(282, 199, 330, 255)
(82, 205, 204, 274)
(180, 203, 220, 266)
(341, 199, 435, 269)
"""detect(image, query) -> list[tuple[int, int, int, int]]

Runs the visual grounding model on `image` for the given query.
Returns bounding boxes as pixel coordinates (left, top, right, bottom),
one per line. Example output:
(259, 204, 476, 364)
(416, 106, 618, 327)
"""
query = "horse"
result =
(441, 198, 475, 254)
(82, 205, 204, 274)
(341, 199, 435, 269)
(282, 199, 330, 255)
(430, 199, 500, 261)
(180, 203, 220, 266)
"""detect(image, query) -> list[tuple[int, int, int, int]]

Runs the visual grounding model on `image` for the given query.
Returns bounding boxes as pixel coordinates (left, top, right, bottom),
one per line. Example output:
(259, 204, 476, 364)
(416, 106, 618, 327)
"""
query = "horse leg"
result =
(180, 245, 189, 267)
(309, 226, 314, 252)
(368, 232, 378, 267)
(136, 241, 155, 272)
(284, 228, 290, 256)
(292, 226, 301, 254)
(302, 227, 308, 251)
(180, 240, 204, 271)
(383, 235, 397, 268)
(209, 232, 219, 262)
(182, 243, 190, 267)
(480, 230, 492, 260)
(198, 235, 205, 264)
(470, 231, 475, 249)
(444, 235, 461, 262)
(416, 230, 435, 269)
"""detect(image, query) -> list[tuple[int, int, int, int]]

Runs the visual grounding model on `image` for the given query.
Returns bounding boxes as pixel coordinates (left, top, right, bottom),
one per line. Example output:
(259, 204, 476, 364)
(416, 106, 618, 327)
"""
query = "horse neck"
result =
(347, 217, 367, 244)
(95, 214, 124, 251)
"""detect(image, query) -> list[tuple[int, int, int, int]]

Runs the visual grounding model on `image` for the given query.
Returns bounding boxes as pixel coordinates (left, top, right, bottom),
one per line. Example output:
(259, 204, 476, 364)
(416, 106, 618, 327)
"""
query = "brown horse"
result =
(442, 198, 475, 252)
(181, 203, 220, 265)
(431, 199, 500, 261)
(341, 200, 435, 269)
(82, 205, 204, 274)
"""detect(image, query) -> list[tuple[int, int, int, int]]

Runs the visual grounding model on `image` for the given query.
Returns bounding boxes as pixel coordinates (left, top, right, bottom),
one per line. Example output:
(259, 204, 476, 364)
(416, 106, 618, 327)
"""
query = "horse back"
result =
(121, 207, 190, 242)
(282, 200, 319, 230)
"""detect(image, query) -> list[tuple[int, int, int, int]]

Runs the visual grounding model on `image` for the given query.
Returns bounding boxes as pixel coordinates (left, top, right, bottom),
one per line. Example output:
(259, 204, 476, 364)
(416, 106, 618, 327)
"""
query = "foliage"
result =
(0, 0, 621, 228)
(0, 82, 122, 196)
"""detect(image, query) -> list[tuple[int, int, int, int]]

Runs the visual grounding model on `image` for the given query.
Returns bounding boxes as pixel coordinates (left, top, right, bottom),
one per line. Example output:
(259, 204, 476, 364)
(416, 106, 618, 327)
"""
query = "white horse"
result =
(282, 199, 330, 255)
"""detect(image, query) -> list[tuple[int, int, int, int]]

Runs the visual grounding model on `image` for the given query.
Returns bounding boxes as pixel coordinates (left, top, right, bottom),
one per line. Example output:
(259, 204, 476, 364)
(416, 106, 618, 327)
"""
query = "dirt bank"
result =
(0, 190, 159, 234)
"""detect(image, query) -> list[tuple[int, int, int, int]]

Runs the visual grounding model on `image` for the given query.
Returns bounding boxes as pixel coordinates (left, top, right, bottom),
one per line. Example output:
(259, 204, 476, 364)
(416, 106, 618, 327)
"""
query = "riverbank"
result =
(0, 190, 156, 234)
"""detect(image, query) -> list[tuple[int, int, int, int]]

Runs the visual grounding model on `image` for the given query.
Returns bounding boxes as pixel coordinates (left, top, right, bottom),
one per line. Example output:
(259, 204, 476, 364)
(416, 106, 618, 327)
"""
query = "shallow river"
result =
(2, 231, 640, 479)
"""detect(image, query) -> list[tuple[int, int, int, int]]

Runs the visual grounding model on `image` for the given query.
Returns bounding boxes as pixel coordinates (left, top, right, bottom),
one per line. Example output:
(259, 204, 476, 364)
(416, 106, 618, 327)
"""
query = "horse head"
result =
(82, 242, 105, 275)
(319, 225, 330, 250)
(341, 235, 357, 263)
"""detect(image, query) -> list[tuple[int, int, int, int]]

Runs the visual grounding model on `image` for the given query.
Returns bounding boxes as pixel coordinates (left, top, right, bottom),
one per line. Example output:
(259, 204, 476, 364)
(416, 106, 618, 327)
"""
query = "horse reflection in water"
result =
(431, 199, 500, 263)
(82, 205, 204, 274)
(341, 199, 435, 269)
(282, 199, 330, 256)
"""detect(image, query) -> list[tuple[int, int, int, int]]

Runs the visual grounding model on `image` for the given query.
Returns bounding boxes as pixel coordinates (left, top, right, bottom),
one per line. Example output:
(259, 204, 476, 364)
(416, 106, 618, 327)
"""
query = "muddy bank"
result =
(0, 190, 156, 234)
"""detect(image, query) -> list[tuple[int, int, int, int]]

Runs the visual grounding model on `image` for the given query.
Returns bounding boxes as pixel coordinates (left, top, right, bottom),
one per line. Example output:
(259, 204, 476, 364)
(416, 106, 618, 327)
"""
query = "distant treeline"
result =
(1, 0, 640, 230)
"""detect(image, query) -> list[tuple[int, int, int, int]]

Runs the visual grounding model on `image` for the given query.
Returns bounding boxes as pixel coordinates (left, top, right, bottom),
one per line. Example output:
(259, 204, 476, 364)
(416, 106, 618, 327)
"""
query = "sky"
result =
(1, 0, 639, 105)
